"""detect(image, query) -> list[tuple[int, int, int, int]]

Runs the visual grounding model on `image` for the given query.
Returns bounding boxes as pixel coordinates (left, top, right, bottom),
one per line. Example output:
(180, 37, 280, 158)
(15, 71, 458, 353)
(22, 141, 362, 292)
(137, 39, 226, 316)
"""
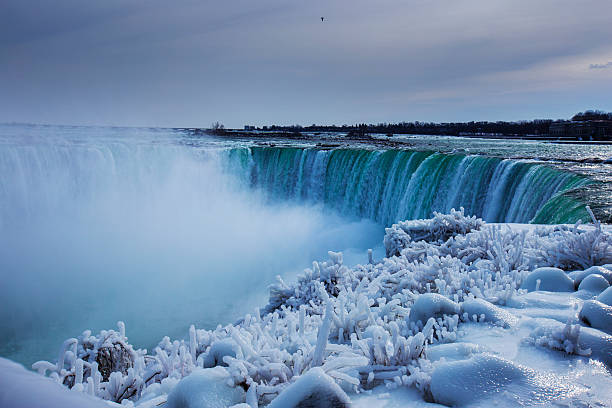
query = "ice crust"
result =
(17, 209, 612, 407)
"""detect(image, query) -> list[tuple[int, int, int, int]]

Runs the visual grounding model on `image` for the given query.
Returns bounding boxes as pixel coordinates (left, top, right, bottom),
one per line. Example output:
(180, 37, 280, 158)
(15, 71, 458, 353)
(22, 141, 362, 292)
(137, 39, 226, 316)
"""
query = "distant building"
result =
(244, 125, 256, 131)
(549, 119, 612, 140)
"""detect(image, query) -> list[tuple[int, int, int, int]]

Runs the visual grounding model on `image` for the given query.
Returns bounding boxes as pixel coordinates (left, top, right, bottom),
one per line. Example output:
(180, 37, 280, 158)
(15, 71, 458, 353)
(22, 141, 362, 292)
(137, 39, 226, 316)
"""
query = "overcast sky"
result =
(1, 0, 611, 127)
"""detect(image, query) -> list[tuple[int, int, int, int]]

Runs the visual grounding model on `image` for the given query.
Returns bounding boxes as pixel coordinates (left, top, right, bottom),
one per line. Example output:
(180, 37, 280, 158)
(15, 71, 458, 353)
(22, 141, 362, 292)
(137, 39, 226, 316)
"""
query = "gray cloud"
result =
(1, 0, 612, 127)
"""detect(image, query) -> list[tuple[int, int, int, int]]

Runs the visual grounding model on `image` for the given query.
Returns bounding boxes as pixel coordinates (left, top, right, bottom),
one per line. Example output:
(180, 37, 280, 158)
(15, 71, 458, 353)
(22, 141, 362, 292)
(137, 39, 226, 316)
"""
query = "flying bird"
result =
(321, 17, 324, 22)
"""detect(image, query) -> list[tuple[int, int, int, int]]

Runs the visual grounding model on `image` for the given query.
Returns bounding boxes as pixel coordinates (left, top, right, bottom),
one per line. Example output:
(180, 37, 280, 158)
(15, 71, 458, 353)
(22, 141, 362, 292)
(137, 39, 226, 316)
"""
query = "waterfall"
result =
(224, 147, 593, 224)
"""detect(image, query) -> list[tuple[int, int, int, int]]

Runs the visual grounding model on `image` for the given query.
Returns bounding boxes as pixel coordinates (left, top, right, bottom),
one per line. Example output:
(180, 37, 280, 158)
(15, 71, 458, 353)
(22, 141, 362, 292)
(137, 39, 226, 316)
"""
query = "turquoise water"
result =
(224, 147, 595, 225)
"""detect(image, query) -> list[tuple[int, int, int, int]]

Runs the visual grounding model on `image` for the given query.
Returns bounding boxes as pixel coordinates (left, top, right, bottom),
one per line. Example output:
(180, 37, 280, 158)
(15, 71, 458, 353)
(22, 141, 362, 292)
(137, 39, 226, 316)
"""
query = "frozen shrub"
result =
(384, 208, 482, 256)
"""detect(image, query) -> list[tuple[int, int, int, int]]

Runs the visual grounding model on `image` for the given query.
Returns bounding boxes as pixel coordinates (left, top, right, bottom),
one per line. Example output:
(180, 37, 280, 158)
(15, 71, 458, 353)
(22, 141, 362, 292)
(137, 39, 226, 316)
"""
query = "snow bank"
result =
(12, 210, 612, 407)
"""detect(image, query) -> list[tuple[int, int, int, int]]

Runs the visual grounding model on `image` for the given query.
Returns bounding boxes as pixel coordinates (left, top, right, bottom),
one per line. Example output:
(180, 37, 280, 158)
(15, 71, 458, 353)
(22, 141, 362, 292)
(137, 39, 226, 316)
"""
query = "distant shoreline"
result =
(184, 128, 612, 146)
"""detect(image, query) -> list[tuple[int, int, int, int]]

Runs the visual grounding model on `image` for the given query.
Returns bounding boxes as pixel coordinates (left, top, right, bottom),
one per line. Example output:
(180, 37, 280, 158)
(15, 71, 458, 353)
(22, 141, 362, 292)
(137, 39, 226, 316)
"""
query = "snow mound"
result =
(520, 267, 574, 292)
(597, 286, 612, 306)
(430, 354, 528, 406)
(430, 353, 582, 406)
(409, 293, 460, 323)
(577, 274, 610, 293)
(267, 367, 350, 408)
(460, 298, 518, 327)
(0, 357, 113, 408)
(579, 300, 612, 335)
(569, 266, 612, 287)
(166, 367, 245, 408)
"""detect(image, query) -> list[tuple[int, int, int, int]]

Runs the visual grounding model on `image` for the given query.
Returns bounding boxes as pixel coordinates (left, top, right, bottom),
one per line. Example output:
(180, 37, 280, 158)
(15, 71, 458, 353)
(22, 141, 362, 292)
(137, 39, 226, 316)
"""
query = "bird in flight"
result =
(321, 17, 324, 22)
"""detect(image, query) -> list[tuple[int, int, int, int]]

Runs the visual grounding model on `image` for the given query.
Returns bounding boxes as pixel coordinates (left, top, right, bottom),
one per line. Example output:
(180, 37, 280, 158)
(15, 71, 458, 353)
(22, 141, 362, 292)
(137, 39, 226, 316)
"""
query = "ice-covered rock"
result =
(520, 267, 574, 292)
(166, 367, 245, 408)
(577, 274, 610, 293)
(569, 266, 612, 287)
(460, 298, 518, 327)
(267, 367, 350, 408)
(579, 300, 612, 335)
(408, 293, 460, 323)
(597, 286, 612, 306)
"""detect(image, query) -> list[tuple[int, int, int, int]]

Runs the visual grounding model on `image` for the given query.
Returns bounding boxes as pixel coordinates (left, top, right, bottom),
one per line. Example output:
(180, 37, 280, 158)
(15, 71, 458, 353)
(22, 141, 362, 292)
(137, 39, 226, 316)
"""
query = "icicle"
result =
(312, 301, 333, 367)
(75, 358, 84, 385)
(299, 305, 306, 338)
(118, 321, 126, 339)
(57, 338, 77, 373)
(246, 383, 258, 408)
(189, 325, 197, 363)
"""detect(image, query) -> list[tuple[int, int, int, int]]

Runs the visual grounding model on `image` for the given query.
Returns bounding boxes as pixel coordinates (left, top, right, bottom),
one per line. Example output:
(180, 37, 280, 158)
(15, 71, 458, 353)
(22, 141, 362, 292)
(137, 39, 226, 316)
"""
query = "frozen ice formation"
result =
(25, 209, 612, 407)
(520, 267, 575, 292)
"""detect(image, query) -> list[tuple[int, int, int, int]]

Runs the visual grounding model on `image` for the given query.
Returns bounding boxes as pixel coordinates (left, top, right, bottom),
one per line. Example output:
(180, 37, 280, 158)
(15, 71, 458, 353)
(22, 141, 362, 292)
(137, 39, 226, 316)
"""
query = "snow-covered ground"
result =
(1, 209, 611, 407)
